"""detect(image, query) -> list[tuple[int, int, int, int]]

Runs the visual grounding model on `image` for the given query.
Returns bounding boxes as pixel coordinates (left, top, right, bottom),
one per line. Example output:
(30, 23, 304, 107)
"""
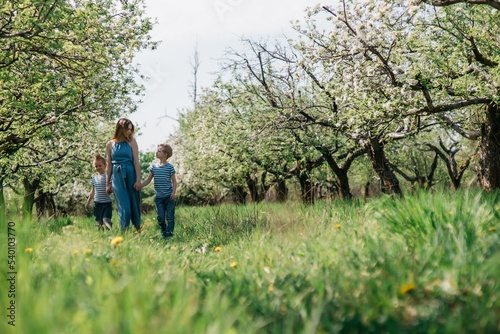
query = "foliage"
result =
(0, 0, 157, 218)
(173, 0, 500, 202)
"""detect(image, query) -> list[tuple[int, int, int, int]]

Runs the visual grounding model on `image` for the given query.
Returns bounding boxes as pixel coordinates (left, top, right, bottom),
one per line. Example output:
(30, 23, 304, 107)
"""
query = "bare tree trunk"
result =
(298, 172, 315, 205)
(36, 191, 57, 219)
(362, 138, 403, 196)
(275, 179, 288, 202)
(0, 180, 6, 225)
(231, 185, 247, 204)
(246, 174, 265, 202)
(479, 103, 500, 191)
(22, 177, 39, 221)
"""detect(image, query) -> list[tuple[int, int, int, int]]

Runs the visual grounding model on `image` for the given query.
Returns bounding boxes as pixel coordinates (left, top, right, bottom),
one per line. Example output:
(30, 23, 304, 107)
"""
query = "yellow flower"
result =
(488, 226, 496, 231)
(110, 236, 124, 246)
(24, 248, 33, 253)
(214, 246, 222, 252)
(399, 283, 416, 295)
(184, 225, 187, 229)
(83, 249, 92, 255)
(170, 246, 177, 250)
(335, 224, 341, 229)
(109, 259, 119, 265)
(230, 261, 237, 268)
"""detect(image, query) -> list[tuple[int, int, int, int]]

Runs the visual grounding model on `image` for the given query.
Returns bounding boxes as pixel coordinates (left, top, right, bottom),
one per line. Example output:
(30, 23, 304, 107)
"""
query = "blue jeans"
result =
(155, 196, 175, 236)
(93, 202, 112, 226)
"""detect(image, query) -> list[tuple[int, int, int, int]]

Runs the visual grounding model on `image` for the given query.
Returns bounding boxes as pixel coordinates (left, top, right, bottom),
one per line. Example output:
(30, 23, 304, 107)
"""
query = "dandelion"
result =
(110, 236, 124, 246)
(214, 246, 222, 252)
(83, 249, 92, 255)
(399, 283, 416, 294)
(230, 261, 237, 268)
(25, 248, 33, 253)
(184, 225, 187, 229)
(335, 224, 341, 229)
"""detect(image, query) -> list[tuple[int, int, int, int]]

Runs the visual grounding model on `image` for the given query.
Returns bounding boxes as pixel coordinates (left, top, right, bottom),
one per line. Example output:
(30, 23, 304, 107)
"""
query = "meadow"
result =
(1, 189, 499, 333)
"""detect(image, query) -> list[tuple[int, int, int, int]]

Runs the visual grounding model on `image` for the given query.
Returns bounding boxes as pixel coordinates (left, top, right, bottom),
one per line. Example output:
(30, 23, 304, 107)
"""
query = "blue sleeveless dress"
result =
(111, 141, 141, 230)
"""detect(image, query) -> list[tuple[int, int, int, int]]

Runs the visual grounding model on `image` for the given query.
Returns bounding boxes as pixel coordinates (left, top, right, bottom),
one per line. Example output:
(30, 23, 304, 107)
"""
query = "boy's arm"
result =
(170, 174, 177, 199)
(140, 173, 154, 188)
(85, 187, 95, 210)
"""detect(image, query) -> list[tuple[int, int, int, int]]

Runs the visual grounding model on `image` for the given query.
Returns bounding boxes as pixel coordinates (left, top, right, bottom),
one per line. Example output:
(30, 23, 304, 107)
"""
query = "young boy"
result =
(140, 143, 177, 238)
(86, 154, 113, 230)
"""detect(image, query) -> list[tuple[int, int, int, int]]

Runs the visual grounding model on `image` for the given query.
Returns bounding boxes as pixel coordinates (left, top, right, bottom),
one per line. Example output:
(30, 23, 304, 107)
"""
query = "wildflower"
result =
(83, 249, 92, 255)
(25, 248, 33, 253)
(184, 225, 187, 229)
(170, 246, 177, 250)
(489, 226, 496, 231)
(110, 236, 124, 246)
(230, 261, 237, 268)
(399, 283, 416, 294)
(109, 259, 119, 265)
(335, 224, 341, 229)
(214, 246, 222, 252)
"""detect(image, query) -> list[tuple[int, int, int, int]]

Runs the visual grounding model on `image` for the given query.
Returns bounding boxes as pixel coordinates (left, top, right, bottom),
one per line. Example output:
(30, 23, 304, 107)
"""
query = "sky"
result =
(128, 0, 319, 152)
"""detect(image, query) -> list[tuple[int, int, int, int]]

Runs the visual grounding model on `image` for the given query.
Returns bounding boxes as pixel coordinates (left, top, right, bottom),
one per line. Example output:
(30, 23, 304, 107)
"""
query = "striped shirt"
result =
(149, 162, 175, 198)
(91, 174, 112, 203)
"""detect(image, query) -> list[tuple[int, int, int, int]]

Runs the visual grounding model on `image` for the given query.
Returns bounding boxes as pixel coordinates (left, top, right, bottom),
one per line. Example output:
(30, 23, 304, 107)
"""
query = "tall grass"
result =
(1, 189, 499, 333)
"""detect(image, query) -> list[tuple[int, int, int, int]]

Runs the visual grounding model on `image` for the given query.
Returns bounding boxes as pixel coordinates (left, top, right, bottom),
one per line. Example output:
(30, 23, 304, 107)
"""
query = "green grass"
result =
(1, 189, 499, 333)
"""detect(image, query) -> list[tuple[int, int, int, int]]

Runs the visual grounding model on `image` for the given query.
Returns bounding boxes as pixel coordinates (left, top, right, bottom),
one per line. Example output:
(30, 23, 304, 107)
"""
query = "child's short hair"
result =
(94, 153, 106, 166)
(159, 144, 173, 159)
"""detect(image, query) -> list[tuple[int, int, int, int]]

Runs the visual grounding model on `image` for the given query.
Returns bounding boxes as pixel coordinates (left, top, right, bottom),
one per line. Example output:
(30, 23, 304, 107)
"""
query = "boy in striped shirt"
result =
(86, 154, 113, 230)
(140, 143, 177, 238)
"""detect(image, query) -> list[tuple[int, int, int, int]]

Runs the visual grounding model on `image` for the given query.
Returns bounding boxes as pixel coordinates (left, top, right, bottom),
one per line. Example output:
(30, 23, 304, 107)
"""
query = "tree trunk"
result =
(298, 172, 315, 205)
(231, 185, 247, 204)
(334, 168, 351, 199)
(275, 178, 288, 202)
(36, 191, 57, 219)
(319, 150, 354, 200)
(22, 177, 39, 221)
(363, 138, 403, 196)
(479, 103, 500, 191)
(0, 181, 6, 226)
(246, 173, 265, 202)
